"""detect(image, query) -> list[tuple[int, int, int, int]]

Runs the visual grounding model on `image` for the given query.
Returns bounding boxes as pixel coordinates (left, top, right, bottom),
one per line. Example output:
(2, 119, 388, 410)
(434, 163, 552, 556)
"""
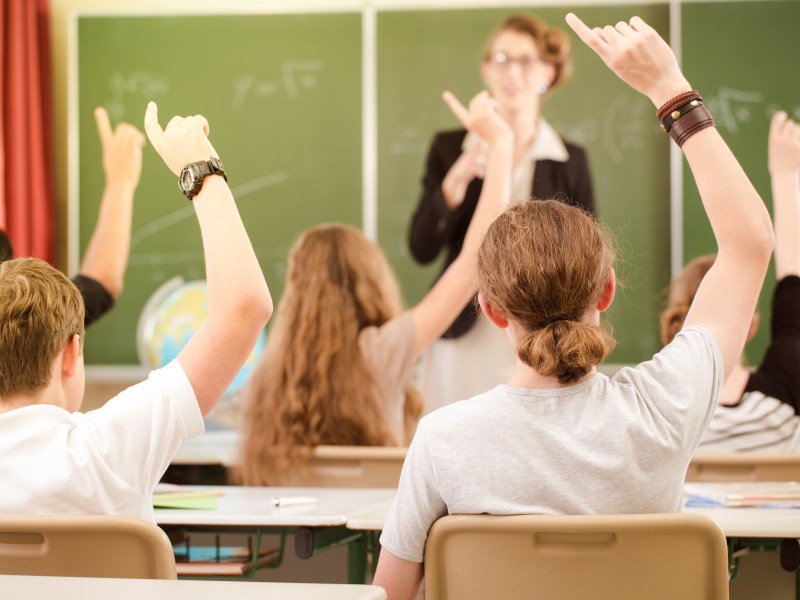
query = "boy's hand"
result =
(143, 102, 219, 176)
(768, 111, 800, 177)
(442, 90, 512, 146)
(95, 107, 146, 188)
(565, 13, 691, 108)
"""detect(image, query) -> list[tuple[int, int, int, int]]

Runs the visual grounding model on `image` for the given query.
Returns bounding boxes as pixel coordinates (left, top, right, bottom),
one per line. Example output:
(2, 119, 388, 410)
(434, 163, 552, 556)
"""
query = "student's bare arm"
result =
(79, 107, 144, 298)
(567, 13, 773, 379)
(144, 102, 272, 415)
(410, 91, 513, 355)
(373, 550, 423, 600)
(768, 111, 800, 280)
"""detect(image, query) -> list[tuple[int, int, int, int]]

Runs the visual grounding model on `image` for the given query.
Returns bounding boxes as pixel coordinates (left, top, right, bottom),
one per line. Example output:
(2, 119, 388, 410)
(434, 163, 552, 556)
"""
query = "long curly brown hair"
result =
(236, 224, 422, 485)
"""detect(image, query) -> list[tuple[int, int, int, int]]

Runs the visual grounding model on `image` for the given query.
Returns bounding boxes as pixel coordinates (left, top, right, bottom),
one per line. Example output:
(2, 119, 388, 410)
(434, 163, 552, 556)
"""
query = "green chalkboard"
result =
(76, 13, 362, 365)
(377, 5, 671, 364)
(682, 0, 800, 365)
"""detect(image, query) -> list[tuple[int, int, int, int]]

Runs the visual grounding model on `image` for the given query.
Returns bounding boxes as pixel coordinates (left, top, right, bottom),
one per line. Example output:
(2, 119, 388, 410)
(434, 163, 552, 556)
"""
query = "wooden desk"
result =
(154, 486, 395, 583)
(0, 574, 386, 600)
(154, 486, 395, 528)
(171, 430, 240, 467)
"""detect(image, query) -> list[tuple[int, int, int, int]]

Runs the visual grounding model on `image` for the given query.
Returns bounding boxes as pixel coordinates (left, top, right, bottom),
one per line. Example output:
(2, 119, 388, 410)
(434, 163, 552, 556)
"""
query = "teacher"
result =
(409, 14, 595, 412)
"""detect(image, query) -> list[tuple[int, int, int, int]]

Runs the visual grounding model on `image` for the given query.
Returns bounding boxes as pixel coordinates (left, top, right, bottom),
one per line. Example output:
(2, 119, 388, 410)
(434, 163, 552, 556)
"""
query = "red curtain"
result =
(0, 0, 54, 262)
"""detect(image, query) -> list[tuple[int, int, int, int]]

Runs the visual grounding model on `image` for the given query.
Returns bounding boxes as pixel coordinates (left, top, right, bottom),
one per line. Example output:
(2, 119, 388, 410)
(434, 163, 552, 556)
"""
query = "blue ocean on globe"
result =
(137, 278, 266, 399)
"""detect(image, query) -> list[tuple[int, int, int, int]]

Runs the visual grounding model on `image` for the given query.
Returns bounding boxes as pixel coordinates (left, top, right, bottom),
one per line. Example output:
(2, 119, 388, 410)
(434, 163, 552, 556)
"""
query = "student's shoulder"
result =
(612, 325, 721, 389)
(417, 386, 503, 434)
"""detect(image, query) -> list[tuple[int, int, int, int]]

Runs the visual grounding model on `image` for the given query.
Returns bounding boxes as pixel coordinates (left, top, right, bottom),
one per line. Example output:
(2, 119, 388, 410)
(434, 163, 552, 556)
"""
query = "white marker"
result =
(271, 496, 317, 508)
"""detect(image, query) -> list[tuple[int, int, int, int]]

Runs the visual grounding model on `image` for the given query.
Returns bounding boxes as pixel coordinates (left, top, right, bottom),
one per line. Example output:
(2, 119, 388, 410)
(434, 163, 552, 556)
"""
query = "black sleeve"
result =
(745, 276, 800, 414)
(72, 274, 115, 328)
(0, 229, 13, 261)
(408, 132, 463, 265)
(568, 144, 596, 216)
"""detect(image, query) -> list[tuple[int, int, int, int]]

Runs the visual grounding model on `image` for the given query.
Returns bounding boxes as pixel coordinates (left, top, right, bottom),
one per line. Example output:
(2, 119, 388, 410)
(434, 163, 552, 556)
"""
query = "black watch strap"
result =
(179, 157, 227, 200)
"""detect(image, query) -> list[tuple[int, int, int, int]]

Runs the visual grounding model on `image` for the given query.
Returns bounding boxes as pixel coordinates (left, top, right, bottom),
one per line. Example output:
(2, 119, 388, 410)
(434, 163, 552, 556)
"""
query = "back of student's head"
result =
(660, 254, 716, 346)
(477, 200, 616, 384)
(0, 258, 85, 399)
(237, 223, 418, 486)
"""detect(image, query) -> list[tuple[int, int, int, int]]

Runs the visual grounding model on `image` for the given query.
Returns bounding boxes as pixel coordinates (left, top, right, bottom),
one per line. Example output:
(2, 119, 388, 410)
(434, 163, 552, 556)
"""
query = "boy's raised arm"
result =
(144, 102, 272, 415)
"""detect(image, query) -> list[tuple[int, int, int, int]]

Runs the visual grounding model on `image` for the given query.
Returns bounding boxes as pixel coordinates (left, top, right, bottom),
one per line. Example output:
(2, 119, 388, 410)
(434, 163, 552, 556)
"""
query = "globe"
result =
(136, 277, 266, 400)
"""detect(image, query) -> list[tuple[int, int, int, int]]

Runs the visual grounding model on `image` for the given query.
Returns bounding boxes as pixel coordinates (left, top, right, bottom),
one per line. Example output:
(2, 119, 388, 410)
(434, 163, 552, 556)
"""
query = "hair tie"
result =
(538, 314, 570, 329)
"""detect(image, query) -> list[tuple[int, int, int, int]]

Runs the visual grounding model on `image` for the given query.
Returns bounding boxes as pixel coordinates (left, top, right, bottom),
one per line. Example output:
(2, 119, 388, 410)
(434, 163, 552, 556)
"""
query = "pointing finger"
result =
(94, 107, 112, 145)
(442, 91, 469, 127)
(566, 13, 610, 57)
(143, 101, 163, 145)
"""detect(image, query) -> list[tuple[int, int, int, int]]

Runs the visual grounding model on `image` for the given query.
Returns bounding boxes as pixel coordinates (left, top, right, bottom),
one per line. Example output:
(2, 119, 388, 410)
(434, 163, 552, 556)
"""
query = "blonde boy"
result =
(0, 104, 272, 518)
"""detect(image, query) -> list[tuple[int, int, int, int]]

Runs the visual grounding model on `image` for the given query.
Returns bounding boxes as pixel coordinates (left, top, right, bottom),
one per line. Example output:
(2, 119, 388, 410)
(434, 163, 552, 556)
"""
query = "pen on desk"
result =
(271, 496, 317, 508)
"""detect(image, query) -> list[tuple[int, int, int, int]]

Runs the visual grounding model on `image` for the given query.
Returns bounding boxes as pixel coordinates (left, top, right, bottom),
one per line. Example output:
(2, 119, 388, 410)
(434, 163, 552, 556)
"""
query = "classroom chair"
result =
(0, 514, 177, 579)
(686, 451, 800, 482)
(424, 513, 729, 600)
(284, 445, 407, 488)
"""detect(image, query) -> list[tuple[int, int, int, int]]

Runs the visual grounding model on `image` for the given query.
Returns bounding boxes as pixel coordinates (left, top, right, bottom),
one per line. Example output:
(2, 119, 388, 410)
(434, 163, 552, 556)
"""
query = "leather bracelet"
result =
(661, 99, 703, 133)
(669, 105, 715, 147)
(657, 90, 702, 120)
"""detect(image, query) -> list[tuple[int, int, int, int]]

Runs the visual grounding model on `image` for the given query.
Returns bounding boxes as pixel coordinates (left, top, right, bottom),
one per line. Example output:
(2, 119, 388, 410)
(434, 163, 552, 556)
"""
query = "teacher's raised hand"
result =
(442, 90, 512, 146)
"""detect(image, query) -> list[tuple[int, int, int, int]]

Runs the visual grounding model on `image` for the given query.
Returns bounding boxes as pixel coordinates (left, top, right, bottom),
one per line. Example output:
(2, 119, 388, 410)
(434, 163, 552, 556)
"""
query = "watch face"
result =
(180, 168, 195, 191)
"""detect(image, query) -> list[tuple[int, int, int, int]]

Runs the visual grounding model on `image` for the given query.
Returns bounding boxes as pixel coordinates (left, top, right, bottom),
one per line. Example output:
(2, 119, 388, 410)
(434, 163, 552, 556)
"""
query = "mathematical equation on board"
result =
(103, 61, 326, 120)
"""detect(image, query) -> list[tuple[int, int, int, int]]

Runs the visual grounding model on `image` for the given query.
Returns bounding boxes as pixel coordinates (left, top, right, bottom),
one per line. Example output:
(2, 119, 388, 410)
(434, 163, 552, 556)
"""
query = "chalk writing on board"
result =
(706, 88, 764, 134)
(389, 127, 422, 156)
(602, 94, 652, 164)
(106, 72, 169, 120)
(705, 88, 800, 135)
(232, 61, 325, 108)
(129, 171, 289, 250)
(562, 93, 654, 165)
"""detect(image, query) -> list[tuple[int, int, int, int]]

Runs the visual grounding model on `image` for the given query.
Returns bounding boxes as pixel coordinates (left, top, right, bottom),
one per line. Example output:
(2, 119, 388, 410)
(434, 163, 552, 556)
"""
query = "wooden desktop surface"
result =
(0, 574, 386, 600)
(154, 486, 396, 528)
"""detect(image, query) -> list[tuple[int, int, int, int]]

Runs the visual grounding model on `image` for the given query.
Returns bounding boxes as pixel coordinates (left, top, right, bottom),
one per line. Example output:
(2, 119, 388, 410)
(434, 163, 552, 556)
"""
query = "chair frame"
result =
(687, 451, 800, 482)
(284, 445, 407, 488)
(424, 513, 729, 600)
(0, 514, 177, 579)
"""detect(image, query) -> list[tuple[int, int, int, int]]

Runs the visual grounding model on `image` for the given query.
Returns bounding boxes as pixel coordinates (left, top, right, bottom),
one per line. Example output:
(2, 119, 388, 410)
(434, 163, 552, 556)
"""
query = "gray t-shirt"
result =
(380, 326, 722, 563)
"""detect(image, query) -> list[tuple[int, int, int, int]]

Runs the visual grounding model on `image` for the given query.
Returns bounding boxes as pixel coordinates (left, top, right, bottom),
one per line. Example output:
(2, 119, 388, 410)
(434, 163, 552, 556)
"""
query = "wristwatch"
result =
(178, 157, 227, 200)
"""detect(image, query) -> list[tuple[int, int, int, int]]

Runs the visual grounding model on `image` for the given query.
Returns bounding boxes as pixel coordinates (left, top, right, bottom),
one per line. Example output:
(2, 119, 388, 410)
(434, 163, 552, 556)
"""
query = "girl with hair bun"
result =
(409, 13, 596, 412)
(375, 13, 774, 598)
(662, 111, 800, 452)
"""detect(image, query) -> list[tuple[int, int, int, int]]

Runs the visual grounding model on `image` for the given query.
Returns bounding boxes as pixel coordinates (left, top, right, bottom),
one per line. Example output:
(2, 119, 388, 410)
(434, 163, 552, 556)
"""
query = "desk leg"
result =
(348, 537, 367, 584)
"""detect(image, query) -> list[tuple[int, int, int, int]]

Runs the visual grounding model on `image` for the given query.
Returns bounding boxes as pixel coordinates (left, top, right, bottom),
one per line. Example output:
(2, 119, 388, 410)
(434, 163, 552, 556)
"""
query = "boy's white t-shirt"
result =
(0, 360, 204, 519)
(380, 326, 722, 563)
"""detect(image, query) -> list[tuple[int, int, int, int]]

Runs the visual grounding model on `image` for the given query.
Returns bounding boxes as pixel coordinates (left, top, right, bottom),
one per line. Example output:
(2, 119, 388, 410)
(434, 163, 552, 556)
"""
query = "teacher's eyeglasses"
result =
(488, 52, 539, 72)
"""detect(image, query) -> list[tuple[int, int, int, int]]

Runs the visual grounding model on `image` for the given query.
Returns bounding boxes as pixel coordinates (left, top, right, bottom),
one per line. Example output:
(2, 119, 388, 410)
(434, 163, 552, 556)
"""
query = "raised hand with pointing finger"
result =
(139, 101, 272, 417)
(442, 90, 512, 147)
(143, 102, 219, 176)
(77, 107, 146, 312)
(565, 13, 690, 108)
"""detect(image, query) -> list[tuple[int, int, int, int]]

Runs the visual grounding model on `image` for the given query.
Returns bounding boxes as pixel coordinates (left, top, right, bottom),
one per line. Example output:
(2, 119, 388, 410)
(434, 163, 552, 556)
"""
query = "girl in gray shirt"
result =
(374, 12, 775, 600)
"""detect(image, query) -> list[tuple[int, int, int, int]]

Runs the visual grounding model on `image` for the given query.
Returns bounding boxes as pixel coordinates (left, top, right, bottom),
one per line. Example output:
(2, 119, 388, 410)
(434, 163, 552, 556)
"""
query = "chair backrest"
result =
(0, 515, 177, 579)
(686, 451, 800, 482)
(283, 445, 407, 488)
(424, 513, 729, 600)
